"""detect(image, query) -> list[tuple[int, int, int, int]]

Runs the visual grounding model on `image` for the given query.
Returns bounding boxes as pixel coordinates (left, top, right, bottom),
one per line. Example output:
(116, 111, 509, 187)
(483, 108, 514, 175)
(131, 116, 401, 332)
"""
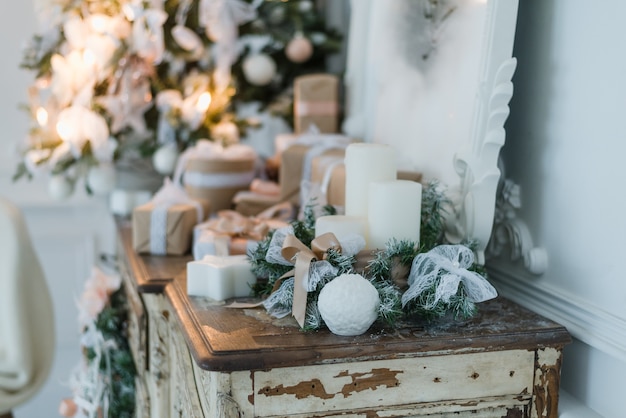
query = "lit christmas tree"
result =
(16, 0, 341, 198)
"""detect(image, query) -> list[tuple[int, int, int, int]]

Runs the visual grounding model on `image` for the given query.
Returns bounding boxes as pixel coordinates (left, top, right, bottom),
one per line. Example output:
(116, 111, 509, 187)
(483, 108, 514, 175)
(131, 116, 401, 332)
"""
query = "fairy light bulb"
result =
(36, 107, 48, 127)
(196, 92, 212, 112)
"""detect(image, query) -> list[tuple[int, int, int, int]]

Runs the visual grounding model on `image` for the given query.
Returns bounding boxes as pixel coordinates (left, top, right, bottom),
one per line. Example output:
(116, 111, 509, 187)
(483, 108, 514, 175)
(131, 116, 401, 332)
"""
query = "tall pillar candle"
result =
(344, 143, 396, 217)
(368, 180, 422, 250)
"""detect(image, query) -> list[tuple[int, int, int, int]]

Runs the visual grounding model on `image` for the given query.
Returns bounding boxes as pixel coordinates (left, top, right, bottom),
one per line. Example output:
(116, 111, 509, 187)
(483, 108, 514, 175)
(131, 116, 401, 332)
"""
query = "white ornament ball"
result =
(48, 175, 74, 200)
(318, 273, 380, 336)
(285, 36, 313, 63)
(152, 144, 179, 175)
(242, 53, 277, 86)
(87, 164, 117, 195)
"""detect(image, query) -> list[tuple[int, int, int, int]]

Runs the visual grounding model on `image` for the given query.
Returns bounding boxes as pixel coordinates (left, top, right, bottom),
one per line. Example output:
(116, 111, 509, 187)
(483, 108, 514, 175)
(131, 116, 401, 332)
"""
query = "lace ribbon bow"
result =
(401, 245, 497, 309)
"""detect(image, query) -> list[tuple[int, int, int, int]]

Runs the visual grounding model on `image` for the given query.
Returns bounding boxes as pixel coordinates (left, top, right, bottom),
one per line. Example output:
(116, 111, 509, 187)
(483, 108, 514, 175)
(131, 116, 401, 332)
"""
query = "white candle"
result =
(187, 255, 256, 301)
(344, 143, 396, 217)
(315, 215, 368, 243)
(368, 180, 422, 250)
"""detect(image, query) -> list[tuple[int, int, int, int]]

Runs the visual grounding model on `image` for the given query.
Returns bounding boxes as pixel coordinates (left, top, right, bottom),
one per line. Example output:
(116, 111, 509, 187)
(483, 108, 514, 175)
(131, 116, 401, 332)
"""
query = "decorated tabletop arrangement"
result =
(248, 143, 498, 336)
(15, 0, 341, 199)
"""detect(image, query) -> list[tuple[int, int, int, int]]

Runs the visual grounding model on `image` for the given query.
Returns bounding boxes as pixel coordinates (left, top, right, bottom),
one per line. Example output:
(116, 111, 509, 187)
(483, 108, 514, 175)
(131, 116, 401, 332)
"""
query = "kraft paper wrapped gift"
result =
(279, 135, 352, 205)
(173, 140, 257, 213)
(293, 74, 339, 134)
(192, 206, 291, 260)
(310, 150, 346, 207)
(193, 230, 259, 261)
(232, 191, 282, 217)
(132, 180, 210, 255)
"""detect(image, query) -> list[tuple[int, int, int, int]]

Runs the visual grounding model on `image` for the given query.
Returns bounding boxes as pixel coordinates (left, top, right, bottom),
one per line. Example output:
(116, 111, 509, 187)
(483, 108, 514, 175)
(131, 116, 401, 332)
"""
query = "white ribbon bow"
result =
(402, 245, 497, 309)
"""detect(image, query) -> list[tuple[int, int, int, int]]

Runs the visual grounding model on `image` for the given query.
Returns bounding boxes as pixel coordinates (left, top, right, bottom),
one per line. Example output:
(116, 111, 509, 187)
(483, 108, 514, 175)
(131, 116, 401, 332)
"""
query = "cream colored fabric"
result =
(0, 198, 55, 414)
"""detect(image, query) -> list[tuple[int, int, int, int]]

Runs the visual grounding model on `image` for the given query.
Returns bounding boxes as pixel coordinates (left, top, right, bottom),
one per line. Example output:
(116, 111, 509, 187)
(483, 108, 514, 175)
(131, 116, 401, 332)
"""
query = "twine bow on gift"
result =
(194, 201, 292, 257)
(279, 232, 342, 327)
(401, 245, 498, 309)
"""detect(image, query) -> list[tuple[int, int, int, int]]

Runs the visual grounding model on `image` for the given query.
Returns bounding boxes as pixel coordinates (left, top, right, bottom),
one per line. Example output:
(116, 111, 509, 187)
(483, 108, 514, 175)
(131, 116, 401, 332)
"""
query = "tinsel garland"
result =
(249, 181, 495, 330)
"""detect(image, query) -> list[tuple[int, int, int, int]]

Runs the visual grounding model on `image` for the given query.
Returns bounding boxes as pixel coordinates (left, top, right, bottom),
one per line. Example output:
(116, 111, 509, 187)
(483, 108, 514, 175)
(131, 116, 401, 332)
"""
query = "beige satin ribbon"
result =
(276, 232, 341, 327)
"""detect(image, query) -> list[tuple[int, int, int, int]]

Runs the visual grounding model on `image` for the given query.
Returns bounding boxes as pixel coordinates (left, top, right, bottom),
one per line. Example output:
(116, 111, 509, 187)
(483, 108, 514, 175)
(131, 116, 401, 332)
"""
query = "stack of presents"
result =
(128, 74, 421, 302)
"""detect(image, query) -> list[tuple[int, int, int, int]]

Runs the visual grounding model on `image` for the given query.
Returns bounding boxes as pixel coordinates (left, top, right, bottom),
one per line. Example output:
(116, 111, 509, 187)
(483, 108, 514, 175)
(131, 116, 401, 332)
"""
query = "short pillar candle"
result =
(367, 180, 422, 250)
(344, 143, 396, 218)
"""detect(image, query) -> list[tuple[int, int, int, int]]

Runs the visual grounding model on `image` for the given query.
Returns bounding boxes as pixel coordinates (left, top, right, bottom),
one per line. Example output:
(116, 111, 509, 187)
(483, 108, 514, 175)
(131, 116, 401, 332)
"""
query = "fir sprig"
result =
(403, 282, 477, 321)
(420, 181, 450, 252)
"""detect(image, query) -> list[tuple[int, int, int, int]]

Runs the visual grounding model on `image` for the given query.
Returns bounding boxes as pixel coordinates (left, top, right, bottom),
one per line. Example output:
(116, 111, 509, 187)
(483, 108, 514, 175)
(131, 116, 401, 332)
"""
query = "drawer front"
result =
(253, 350, 534, 417)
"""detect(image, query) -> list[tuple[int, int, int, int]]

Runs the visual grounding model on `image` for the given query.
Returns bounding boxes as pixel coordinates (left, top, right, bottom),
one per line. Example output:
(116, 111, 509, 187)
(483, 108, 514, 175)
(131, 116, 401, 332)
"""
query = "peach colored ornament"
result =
(242, 53, 277, 86)
(59, 398, 77, 417)
(285, 36, 313, 63)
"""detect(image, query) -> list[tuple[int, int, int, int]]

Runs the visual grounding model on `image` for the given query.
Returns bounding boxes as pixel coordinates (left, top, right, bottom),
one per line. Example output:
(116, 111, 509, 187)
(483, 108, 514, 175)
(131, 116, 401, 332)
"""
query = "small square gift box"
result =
(279, 131, 353, 205)
(173, 140, 258, 213)
(293, 74, 339, 134)
(192, 203, 292, 260)
(132, 178, 209, 255)
(187, 255, 256, 301)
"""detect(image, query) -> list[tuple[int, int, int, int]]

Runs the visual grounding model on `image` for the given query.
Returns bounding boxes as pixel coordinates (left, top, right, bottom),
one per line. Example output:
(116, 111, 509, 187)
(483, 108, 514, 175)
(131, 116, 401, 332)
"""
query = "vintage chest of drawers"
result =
(116, 220, 570, 417)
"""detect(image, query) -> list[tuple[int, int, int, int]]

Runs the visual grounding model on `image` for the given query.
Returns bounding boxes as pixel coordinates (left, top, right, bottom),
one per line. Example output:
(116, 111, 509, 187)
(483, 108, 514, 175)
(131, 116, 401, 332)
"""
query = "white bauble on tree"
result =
(285, 35, 313, 63)
(242, 53, 277, 86)
(48, 175, 74, 200)
(318, 273, 380, 336)
(152, 144, 179, 175)
(87, 164, 117, 195)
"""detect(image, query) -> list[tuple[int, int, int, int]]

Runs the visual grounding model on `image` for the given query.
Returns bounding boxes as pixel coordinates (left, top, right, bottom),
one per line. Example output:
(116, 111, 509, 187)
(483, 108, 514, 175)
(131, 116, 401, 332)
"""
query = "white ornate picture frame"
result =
(342, 0, 519, 264)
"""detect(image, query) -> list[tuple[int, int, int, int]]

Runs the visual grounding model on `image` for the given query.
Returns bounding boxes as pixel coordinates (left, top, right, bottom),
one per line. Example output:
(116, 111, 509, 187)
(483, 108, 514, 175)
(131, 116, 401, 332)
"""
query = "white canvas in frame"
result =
(343, 0, 519, 264)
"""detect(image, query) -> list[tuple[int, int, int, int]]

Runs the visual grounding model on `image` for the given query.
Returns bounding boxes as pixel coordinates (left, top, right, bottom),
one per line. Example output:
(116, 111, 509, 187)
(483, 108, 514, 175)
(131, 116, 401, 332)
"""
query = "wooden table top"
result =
(165, 272, 571, 372)
(117, 219, 571, 373)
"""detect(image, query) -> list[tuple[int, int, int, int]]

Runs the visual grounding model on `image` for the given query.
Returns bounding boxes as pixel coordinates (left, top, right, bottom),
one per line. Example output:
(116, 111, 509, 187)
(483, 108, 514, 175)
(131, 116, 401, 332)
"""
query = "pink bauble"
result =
(285, 36, 313, 63)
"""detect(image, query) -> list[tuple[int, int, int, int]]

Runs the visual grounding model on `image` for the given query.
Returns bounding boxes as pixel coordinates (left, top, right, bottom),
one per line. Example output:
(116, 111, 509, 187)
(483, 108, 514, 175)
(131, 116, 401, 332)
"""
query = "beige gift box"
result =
(132, 199, 210, 255)
(184, 157, 256, 213)
(293, 74, 339, 134)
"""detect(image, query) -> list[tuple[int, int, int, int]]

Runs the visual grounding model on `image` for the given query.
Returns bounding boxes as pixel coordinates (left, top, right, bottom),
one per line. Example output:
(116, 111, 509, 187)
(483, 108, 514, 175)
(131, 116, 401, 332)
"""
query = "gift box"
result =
(187, 255, 256, 301)
(233, 191, 283, 217)
(293, 74, 339, 134)
(310, 149, 346, 207)
(132, 199, 210, 256)
(193, 229, 260, 260)
(192, 206, 291, 260)
(279, 135, 352, 205)
(174, 141, 257, 213)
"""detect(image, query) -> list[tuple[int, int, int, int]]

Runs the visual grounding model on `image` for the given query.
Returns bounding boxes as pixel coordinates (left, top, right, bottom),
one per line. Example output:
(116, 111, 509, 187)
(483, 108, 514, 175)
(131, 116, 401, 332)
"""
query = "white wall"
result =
(490, 1, 626, 417)
(0, 2, 115, 417)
